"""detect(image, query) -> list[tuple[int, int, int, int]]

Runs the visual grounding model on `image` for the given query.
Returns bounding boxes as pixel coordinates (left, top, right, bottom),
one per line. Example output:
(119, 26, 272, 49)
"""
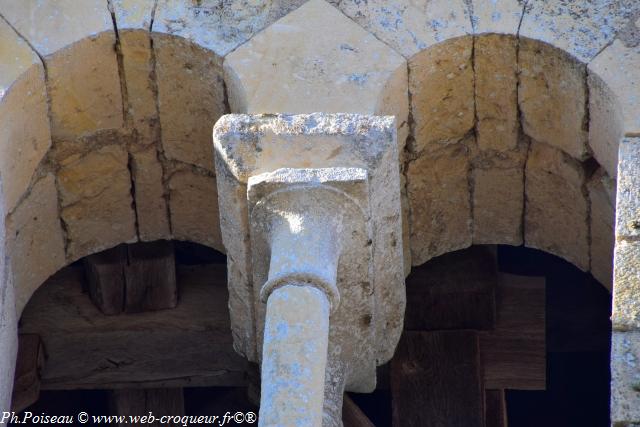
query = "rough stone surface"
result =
(473, 167, 523, 245)
(224, 0, 409, 150)
(524, 142, 589, 271)
(5, 174, 66, 315)
(0, 0, 123, 139)
(590, 39, 640, 138)
(409, 37, 474, 153)
(613, 240, 640, 331)
(0, 20, 51, 212)
(475, 34, 518, 152)
(131, 146, 170, 242)
(471, 0, 525, 35)
(587, 70, 624, 178)
(518, 38, 588, 160)
(337, 0, 471, 59)
(616, 138, 640, 240)
(0, 0, 113, 56)
(58, 145, 137, 261)
(407, 143, 472, 265)
(154, 34, 225, 171)
(168, 168, 222, 252)
(588, 169, 616, 291)
(213, 113, 405, 370)
(611, 331, 640, 423)
(519, 0, 640, 63)
(120, 30, 158, 144)
(153, 0, 307, 57)
(46, 34, 124, 140)
(111, 0, 154, 30)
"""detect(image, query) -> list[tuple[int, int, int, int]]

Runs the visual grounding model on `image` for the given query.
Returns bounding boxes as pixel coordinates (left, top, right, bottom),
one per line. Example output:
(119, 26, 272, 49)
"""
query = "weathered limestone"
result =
(337, 0, 471, 59)
(0, 0, 124, 139)
(5, 175, 66, 315)
(260, 285, 329, 427)
(524, 142, 589, 272)
(616, 138, 640, 241)
(130, 147, 170, 242)
(57, 145, 137, 261)
(590, 39, 640, 138)
(473, 167, 523, 246)
(588, 71, 625, 178)
(409, 37, 474, 153)
(250, 167, 372, 426)
(611, 331, 640, 423)
(224, 0, 409, 151)
(470, 0, 525, 35)
(407, 143, 472, 265)
(518, 39, 588, 160)
(0, 19, 51, 213)
(474, 34, 518, 152)
(153, 0, 307, 58)
(213, 113, 405, 376)
(111, 0, 154, 30)
(612, 138, 640, 330)
(588, 169, 616, 290)
(519, 0, 640, 63)
(0, 180, 17, 420)
(168, 169, 222, 252)
(154, 35, 225, 171)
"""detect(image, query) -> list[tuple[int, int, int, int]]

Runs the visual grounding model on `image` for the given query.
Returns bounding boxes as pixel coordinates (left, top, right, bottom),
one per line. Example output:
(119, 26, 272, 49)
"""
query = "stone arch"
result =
(405, 34, 621, 292)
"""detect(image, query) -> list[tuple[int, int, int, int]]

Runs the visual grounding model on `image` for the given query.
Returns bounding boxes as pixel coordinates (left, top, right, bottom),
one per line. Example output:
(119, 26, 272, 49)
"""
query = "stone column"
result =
(611, 137, 640, 425)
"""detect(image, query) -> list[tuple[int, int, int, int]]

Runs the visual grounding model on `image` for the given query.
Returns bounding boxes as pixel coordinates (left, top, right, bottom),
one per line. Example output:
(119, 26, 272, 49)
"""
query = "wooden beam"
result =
(123, 241, 177, 313)
(11, 334, 45, 412)
(405, 246, 497, 331)
(485, 390, 508, 427)
(83, 241, 177, 315)
(480, 273, 545, 390)
(109, 388, 184, 427)
(19, 264, 247, 390)
(343, 394, 375, 427)
(391, 331, 484, 427)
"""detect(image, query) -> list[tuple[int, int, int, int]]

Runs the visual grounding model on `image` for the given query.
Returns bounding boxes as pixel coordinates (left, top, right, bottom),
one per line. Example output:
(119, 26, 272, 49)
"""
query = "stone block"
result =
(587, 71, 624, 178)
(153, 0, 306, 57)
(154, 34, 225, 171)
(5, 174, 66, 315)
(613, 240, 640, 331)
(409, 37, 474, 153)
(519, 0, 640, 63)
(168, 169, 223, 252)
(524, 142, 589, 271)
(120, 30, 158, 144)
(611, 331, 640, 424)
(0, 0, 113, 56)
(111, 0, 154, 30)
(518, 39, 588, 160)
(470, 0, 525, 35)
(131, 146, 170, 242)
(223, 0, 409, 150)
(474, 34, 518, 152)
(0, 0, 123, 139)
(46, 34, 124, 140)
(590, 39, 640, 138)
(337, 0, 471, 59)
(0, 20, 51, 213)
(407, 143, 472, 266)
(473, 167, 523, 245)
(616, 138, 640, 240)
(588, 169, 615, 291)
(58, 145, 137, 261)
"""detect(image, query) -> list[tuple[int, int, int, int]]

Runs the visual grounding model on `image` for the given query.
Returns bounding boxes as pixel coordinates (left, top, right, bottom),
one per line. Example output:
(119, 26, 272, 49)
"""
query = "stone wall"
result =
(0, 0, 638, 422)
